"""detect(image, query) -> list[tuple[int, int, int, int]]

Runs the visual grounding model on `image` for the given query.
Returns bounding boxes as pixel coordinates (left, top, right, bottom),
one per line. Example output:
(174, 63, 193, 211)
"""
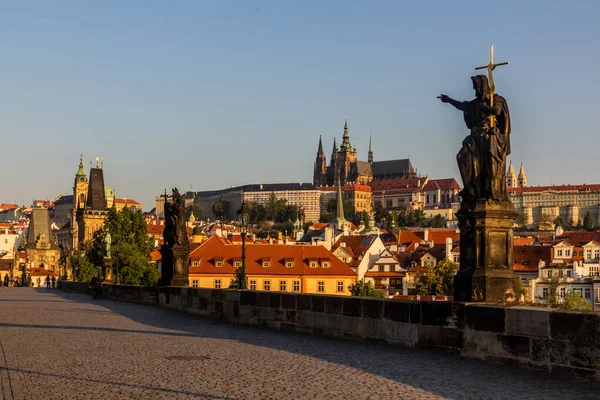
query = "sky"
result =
(1, 1, 599, 211)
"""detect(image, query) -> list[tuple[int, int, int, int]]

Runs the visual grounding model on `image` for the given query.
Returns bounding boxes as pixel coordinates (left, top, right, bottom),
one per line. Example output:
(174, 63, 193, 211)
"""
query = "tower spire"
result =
(336, 175, 344, 221)
(317, 135, 323, 154)
(518, 162, 527, 188)
(368, 134, 373, 164)
(341, 116, 351, 150)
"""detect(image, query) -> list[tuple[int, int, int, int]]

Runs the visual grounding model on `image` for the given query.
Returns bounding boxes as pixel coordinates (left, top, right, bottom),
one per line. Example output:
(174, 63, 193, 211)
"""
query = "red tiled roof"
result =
(150, 249, 161, 262)
(0, 204, 19, 211)
(115, 198, 140, 205)
(147, 224, 164, 235)
(509, 184, 600, 195)
(398, 231, 422, 246)
(189, 235, 356, 277)
(423, 178, 461, 191)
(332, 235, 379, 260)
(514, 237, 535, 246)
(413, 229, 459, 245)
(369, 178, 426, 192)
(513, 245, 551, 272)
(319, 184, 371, 192)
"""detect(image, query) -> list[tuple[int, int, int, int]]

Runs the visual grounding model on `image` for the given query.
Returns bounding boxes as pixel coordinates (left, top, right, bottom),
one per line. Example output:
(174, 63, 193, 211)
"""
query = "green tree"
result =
(553, 216, 564, 229)
(211, 200, 229, 220)
(373, 202, 390, 225)
(429, 214, 447, 228)
(558, 290, 593, 311)
(515, 213, 528, 229)
(347, 279, 385, 298)
(358, 211, 370, 227)
(246, 201, 267, 224)
(186, 204, 204, 221)
(415, 259, 459, 296)
(86, 207, 158, 286)
(583, 211, 594, 231)
(71, 247, 101, 282)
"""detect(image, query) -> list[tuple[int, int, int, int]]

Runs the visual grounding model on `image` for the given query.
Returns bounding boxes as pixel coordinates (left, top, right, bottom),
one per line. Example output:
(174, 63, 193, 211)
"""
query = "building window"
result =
(542, 288, 549, 298)
(590, 266, 599, 276)
(337, 281, 344, 293)
(595, 249, 600, 259)
(585, 288, 591, 299)
(214, 279, 221, 289)
(234, 261, 240, 268)
(293, 280, 300, 292)
(286, 261, 293, 268)
(192, 280, 198, 288)
(192, 261, 199, 267)
(322, 261, 330, 268)
(557, 249, 563, 257)
(567, 270, 572, 278)
(249, 280, 256, 290)
(51, 256, 55, 262)
(565, 249, 571, 257)
(263, 280, 271, 291)
(453, 255, 460, 263)
(317, 281, 325, 292)
(547, 270, 552, 278)
(559, 287, 565, 299)
(279, 280, 286, 292)
(587, 249, 592, 259)
(215, 260, 223, 267)
(310, 261, 317, 268)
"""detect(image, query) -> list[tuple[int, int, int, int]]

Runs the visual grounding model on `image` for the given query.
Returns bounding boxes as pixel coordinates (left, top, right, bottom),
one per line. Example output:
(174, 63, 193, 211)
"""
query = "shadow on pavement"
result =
(19, 289, 600, 399)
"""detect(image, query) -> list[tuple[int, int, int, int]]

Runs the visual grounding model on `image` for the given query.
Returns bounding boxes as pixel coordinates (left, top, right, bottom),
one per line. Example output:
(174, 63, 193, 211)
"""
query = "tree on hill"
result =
(583, 211, 594, 231)
(515, 213, 528, 229)
(186, 204, 204, 221)
(348, 279, 385, 298)
(429, 214, 447, 228)
(415, 259, 459, 296)
(211, 200, 229, 221)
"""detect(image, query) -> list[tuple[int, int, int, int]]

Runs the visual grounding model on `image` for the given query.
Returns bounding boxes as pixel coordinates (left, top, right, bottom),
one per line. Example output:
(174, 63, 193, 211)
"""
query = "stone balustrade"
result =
(59, 281, 600, 380)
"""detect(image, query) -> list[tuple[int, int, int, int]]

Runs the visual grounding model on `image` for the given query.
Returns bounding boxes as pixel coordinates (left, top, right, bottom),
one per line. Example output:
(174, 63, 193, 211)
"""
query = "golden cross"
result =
(475, 45, 509, 127)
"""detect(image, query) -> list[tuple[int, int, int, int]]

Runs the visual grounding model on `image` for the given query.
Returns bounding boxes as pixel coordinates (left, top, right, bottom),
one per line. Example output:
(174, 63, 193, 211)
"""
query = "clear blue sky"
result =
(1, 1, 598, 210)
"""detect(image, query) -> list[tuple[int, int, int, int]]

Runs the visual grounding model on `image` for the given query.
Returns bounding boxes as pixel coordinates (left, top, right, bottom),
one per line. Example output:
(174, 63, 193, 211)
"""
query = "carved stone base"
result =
(171, 245, 189, 287)
(103, 258, 114, 283)
(454, 200, 520, 303)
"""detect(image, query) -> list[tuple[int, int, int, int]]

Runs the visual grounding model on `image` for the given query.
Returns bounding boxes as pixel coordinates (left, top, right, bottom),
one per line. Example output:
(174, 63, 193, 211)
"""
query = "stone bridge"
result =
(0, 288, 598, 399)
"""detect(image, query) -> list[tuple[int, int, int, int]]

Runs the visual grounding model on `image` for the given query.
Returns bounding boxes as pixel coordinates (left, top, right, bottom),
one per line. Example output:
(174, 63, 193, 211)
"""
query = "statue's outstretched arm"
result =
(438, 94, 465, 111)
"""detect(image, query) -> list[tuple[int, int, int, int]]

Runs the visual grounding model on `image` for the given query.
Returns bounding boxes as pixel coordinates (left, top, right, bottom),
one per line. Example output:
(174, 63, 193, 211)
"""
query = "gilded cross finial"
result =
(475, 45, 509, 127)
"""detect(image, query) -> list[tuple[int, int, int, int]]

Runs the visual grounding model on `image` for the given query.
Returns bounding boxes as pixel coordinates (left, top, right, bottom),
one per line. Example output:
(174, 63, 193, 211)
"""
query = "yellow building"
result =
(188, 235, 356, 295)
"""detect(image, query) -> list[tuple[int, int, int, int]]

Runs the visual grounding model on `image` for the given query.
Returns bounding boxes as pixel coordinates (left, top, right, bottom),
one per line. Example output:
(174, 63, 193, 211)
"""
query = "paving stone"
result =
(0, 288, 598, 400)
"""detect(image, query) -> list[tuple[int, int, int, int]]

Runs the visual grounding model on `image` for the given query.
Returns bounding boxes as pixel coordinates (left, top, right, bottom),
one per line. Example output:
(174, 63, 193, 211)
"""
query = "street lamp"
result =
(236, 201, 249, 290)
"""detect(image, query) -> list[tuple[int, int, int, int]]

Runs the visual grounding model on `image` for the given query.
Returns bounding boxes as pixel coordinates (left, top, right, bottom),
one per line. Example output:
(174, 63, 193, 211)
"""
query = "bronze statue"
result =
(439, 75, 510, 207)
(172, 189, 188, 247)
(159, 188, 190, 285)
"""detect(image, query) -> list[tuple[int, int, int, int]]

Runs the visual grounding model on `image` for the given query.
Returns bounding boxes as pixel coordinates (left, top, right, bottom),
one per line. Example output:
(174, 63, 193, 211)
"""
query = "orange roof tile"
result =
(189, 235, 356, 277)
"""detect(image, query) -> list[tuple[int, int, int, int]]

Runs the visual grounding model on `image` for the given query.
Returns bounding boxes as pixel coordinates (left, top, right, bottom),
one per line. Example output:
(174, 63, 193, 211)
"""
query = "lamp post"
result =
(236, 201, 249, 289)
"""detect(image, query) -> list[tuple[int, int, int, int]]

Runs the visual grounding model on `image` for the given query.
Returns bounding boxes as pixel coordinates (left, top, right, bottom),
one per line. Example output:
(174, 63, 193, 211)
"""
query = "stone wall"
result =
(59, 282, 600, 380)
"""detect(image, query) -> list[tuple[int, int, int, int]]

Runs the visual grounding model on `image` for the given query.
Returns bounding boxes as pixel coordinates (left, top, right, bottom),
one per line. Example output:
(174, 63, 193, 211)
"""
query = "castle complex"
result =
(313, 118, 417, 187)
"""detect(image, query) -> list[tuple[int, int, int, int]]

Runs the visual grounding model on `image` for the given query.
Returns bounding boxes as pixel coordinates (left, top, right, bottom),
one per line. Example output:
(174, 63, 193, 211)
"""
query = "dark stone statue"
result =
(439, 74, 511, 209)
(159, 188, 190, 286)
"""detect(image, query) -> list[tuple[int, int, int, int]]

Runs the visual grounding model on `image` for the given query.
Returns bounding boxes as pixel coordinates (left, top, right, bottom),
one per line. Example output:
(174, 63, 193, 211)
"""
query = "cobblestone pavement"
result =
(0, 289, 598, 400)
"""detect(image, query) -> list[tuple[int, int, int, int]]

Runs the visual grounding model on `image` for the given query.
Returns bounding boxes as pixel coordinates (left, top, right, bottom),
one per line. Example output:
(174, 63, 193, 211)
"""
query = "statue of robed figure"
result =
(159, 188, 190, 286)
(438, 46, 519, 303)
(439, 74, 510, 208)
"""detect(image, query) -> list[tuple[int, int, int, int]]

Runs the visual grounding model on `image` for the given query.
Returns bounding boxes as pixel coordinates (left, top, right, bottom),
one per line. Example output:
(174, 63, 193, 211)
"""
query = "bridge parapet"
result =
(59, 281, 600, 381)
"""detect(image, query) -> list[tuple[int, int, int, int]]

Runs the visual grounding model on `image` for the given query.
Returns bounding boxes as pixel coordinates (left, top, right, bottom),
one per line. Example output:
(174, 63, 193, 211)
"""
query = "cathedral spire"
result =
(368, 134, 373, 164)
(518, 162, 527, 188)
(341, 116, 351, 151)
(336, 175, 344, 221)
(317, 135, 324, 154)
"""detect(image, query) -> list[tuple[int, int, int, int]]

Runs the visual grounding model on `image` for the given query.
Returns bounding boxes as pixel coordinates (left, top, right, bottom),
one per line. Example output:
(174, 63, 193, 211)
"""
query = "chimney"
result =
(424, 229, 429, 242)
(445, 237, 452, 260)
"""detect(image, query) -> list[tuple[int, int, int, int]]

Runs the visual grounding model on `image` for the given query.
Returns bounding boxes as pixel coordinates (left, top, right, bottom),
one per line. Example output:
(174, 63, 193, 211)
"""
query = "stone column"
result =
(103, 257, 114, 283)
(170, 244, 189, 287)
(454, 201, 520, 303)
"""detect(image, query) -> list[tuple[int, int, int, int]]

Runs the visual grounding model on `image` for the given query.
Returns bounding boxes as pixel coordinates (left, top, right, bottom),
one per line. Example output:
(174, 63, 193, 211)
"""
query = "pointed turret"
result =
(368, 134, 373, 164)
(313, 135, 327, 186)
(506, 160, 517, 188)
(340, 116, 352, 151)
(518, 162, 527, 188)
(87, 166, 107, 210)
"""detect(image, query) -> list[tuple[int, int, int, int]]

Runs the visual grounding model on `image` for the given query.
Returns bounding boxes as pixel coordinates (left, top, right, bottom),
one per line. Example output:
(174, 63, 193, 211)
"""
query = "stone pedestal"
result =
(170, 245, 189, 287)
(103, 258, 114, 283)
(454, 201, 520, 303)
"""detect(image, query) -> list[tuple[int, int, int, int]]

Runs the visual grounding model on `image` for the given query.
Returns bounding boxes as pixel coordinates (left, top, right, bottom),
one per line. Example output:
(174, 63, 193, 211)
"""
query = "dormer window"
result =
(263, 261, 270, 268)
(285, 260, 293, 268)
(215, 259, 223, 268)
(192, 260, 199, 267)
(234, 261, 241, 268)
(310, 261, 317, 268)
(322, 261, 330, 268)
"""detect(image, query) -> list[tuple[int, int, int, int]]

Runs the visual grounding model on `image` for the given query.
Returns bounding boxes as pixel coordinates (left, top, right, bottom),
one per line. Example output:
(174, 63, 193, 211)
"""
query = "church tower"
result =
(329, 137, 338, 183)
(313, 135, 327, 186)
(518, 163, 527, 188)
(337, 117, 357, 185)
(74, 154, 88, 210)
(368, 135, 374, 165)
(506, 160, 517, 188)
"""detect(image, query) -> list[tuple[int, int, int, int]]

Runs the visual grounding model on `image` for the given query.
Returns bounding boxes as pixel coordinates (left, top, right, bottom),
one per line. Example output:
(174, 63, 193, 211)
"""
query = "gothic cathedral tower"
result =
(313, 135, 327, 186)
